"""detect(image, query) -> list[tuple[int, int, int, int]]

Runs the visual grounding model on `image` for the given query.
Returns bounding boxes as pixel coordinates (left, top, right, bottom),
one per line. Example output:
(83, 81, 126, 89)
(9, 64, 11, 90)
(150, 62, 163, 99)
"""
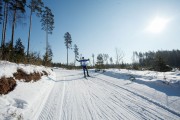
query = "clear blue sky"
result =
(1, 0, 180, 64)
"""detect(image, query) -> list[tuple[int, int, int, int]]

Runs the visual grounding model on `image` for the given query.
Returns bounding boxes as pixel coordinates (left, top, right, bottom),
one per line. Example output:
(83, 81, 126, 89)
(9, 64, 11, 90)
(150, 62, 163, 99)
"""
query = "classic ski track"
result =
(36, 70, 180, 120)
(89, 74, 180, 119)
(59, 78, 66, 120)
(37, 79, 65, 120)
(86, 78, 156, 120)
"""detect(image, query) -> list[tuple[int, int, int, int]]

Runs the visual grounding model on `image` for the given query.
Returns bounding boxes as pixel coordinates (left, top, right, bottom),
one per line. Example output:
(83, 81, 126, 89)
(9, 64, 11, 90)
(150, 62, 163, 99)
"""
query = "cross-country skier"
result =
(76, 57, 90, 78)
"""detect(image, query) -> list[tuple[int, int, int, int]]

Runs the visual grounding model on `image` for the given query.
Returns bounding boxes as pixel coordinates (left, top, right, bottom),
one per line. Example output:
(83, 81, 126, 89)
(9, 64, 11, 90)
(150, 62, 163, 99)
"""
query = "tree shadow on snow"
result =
(101, 71, 180, 97)
(133, 78, 180, 96)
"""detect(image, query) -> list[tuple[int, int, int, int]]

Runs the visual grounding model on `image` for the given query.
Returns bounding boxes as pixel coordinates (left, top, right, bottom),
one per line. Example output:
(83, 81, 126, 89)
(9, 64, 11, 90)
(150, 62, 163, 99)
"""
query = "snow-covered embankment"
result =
(0, 61, 56, 119)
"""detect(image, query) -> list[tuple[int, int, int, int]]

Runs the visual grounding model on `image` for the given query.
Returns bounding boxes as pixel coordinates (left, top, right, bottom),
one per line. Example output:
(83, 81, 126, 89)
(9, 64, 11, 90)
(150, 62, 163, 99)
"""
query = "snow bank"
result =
(0, 61, 18, 78)
(0, 61, 54, 79)
(0, 61, 56, 119)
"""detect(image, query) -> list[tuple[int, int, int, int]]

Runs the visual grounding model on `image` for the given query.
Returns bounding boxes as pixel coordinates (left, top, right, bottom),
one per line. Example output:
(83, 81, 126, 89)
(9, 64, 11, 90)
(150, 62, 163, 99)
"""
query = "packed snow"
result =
(0, 61, 180, 120)
(0, 61, 55, 119)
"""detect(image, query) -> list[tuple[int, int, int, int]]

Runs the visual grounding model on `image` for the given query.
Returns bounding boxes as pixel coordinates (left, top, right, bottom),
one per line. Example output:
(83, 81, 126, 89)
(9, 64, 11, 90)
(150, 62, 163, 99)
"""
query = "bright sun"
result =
(147, 16, 170, 33)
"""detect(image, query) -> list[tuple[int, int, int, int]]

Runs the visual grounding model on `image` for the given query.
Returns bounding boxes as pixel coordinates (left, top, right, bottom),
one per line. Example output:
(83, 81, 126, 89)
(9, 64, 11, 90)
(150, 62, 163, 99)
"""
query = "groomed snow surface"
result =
(0, 62, 180, 120)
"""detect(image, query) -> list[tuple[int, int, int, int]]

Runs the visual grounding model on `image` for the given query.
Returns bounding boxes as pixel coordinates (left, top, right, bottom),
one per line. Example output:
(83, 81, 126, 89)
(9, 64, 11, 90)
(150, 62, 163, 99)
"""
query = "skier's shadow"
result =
(47, 76, 85, 82)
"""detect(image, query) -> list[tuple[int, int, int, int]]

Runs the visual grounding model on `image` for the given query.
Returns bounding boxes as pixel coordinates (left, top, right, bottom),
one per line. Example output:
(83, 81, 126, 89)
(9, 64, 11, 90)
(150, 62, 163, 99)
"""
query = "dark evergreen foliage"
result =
(0, 38, 43, 65)
(40, 6, 54, 34)
(74, 44, 79, 59)
(9, 0, 26, 52)
(2, 41, 11, 61)
(134, 50, 179, 71)
(0, 1, 54, 66)
(28, 0, 44, 15)
(73, 44, 79, 65)
(95, 54, 105, 71)
(97, 54, 103, 64)
(9, 0, 26, 12)
(14, 38, 25, 63)
(40, 6, 54, 66)
(1, 0, 9, 59)
(64, 32, 72, 66)
(43, 44, 53, 66)
(28, 52, 42, 65)
(64, 32, 72, 49)
(153, 54, 172, 72)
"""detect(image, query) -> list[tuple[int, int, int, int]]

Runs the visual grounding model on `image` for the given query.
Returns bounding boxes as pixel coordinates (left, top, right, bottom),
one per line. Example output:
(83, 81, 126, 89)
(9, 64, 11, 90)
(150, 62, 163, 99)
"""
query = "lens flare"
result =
(146, 16, 170, 33)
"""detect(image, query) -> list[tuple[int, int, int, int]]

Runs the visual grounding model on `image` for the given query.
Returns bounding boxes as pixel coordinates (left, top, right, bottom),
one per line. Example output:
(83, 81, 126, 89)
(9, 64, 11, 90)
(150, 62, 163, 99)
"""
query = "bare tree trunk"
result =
(3, 3, 8, 46)
(27, 8, 32, 61)
(74, 55, 75, 66)
(67, 47, 68, 66)
(115, 48, 124, 65)
(92, 54, 94, 67)
(1, 2, 8, 60)
(9, 7, 17, 61)
(11, 9, 16, 49)
(45, 28, 48, 66)
(115, 48, 119, 65)
(1, 4, 5, 47)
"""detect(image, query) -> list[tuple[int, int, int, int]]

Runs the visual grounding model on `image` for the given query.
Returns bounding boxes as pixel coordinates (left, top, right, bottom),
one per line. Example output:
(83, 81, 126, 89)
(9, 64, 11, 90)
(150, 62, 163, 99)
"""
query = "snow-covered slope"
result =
(0, 61, 55, 119)
(104, 69, 180, 111)
(0, 61, 53, 78)
(0, 62, 180, 119)
(36, 69, 180, 120)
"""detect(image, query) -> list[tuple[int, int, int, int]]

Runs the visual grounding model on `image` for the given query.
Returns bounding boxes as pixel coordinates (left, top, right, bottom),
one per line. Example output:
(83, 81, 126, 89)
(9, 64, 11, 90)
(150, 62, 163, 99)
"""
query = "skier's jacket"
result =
(76, 59, 89, 67)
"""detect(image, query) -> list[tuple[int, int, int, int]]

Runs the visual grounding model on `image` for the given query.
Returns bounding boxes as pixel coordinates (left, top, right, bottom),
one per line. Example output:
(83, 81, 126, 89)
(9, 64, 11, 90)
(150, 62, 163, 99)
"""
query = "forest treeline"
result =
(0, 38, 53, 66)
(0, 1, 179, 72)
(53, 49, 180, 72)
(131, 50, 180, 71)
(0, 0, 54, 66)
(133, 50, 180, 67)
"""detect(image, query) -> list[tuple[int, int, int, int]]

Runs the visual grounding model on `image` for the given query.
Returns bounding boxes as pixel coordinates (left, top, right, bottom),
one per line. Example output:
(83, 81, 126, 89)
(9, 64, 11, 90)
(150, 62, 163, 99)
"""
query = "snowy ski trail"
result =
(59, 78, 66, 120)
(37, 81, 65, 120)
(35, 69, 180, 120)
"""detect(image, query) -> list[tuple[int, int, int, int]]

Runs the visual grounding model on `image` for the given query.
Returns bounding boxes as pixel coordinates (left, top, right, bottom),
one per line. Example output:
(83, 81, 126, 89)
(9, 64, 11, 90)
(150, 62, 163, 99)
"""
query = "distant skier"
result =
(76, 57, 90, 78)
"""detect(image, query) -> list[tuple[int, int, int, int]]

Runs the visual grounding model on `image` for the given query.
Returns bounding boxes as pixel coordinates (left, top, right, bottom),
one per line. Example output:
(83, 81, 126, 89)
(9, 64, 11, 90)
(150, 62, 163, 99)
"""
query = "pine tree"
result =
(110, 57, 113, 65)
(9, 0, 26, 50)
(40, 6, 54, 58)
(97, 54, 103, 64)
(14, 38, 25, 63)
(28, 52, 42, 65)
(64, 32, 72, 66)
(1, 0, 9, 60)
(73, 44, 79, 65)
(0, 0, 3, 59)
(43, 44, 53, 66)
(3, 41, 11, 60)
(27, 0, 44, 59)
(96, 54, 104, 70)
